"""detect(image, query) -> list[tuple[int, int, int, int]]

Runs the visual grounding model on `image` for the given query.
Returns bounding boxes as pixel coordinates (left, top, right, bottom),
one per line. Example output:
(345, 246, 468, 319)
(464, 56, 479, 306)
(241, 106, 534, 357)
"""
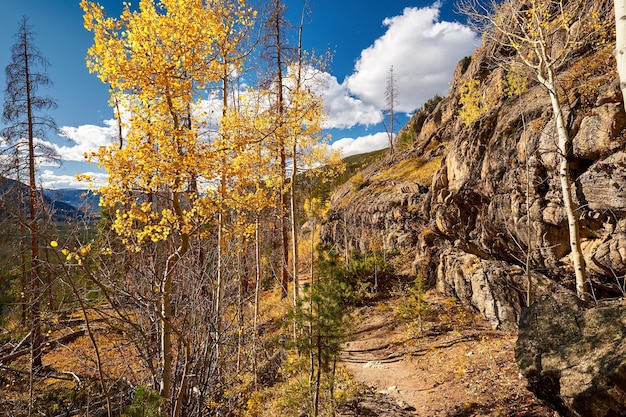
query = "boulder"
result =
(516, 292, 626, 417)
(436, 248, 562, 329)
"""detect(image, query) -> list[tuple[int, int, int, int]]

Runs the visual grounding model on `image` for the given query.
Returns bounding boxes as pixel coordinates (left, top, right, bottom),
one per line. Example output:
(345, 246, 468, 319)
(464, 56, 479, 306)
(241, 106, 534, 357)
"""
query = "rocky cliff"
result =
(321, 0, 624, 329)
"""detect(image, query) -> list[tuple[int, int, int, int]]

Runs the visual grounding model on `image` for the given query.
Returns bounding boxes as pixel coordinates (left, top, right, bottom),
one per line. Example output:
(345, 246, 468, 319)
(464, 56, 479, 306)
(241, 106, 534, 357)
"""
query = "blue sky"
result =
(0, 0, 477, 189)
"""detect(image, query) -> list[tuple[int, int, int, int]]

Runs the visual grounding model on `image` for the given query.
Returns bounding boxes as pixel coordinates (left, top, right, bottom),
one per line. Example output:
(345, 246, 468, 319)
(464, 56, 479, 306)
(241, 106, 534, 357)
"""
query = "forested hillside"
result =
(1, 0, 625, 416)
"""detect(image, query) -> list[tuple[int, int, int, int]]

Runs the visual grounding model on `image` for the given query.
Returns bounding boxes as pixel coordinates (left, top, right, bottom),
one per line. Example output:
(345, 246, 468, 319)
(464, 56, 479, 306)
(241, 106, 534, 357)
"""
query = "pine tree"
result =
(297, 247, 349, 417)
(1, 17, 59, 373)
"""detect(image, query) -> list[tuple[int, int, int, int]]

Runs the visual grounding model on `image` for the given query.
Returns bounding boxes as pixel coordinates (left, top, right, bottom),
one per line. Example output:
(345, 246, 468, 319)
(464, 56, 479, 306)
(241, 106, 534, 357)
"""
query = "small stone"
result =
(397, 400, 416, 411)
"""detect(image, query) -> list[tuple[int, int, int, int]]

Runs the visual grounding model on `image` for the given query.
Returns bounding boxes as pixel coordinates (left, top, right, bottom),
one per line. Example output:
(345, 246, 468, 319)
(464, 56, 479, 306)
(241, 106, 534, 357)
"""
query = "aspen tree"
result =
(460, 0, 591, 300)
(221, 88, 280, 382)
(215, 100, 271, 377)
(262, 0, 337, 305)
(290, 4, 307, 313)
(616, 0, 626, 109)
(285, 6, 342, 300)
(81, 1, 253, 414)
(212, 0, 256, 377)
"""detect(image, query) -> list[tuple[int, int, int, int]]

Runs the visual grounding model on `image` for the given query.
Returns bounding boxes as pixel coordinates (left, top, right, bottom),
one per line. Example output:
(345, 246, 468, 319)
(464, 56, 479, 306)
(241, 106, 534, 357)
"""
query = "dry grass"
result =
(372, 157, 442, 186)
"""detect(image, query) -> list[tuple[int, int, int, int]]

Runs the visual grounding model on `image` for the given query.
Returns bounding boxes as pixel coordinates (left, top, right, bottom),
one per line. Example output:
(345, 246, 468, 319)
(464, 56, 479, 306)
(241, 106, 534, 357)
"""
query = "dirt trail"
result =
(339, 292, 555, 416)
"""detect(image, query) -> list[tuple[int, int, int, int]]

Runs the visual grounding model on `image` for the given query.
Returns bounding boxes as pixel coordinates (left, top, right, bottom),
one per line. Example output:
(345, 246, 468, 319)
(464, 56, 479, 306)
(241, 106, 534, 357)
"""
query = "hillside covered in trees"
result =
(1, 0, 626, 416)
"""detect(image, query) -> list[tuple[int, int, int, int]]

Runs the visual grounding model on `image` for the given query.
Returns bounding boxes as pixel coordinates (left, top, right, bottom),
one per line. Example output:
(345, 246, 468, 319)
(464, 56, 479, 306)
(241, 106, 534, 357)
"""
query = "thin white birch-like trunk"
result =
(253, 215, 261, 385)
(540, 68, 589, 300)
(616, 0, 626, 109)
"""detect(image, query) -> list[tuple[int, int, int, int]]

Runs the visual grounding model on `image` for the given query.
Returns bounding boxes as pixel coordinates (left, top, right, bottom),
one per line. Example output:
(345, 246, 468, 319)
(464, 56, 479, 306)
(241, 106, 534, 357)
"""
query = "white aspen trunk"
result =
(160, 263, 174, 415)
(291, 155, 299, 345)
(253, 215, 261, 385)
(215, 208, 225, 366)
(291, 151, 298, 303)
(545, 79, 589, 300)
(236, 252, 243, 372)
(160, 189, 190, 416)
(291, 2, 305, 308)
(310, 218, 314, 284)
(308, 217, 315, 384)
(215, 73, 228, 372)
(615, 0, 626, 109)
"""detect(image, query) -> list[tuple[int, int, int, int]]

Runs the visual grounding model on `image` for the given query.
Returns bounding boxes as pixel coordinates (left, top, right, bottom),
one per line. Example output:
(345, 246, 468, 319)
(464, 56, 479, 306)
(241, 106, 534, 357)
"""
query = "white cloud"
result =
(32, 120, 117, 189)
(344, 4, 478, 113)
(330, 132, 389, 158)
(314, 71, 382, 129)
(55, 119, 119, 161)
(40, 169, 108, 190)
(245, 65, 382, 130)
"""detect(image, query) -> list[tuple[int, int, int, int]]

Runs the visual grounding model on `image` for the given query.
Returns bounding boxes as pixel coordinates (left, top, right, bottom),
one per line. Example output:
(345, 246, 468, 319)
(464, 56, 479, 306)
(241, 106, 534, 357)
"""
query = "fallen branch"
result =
(0, 329, 85, 364)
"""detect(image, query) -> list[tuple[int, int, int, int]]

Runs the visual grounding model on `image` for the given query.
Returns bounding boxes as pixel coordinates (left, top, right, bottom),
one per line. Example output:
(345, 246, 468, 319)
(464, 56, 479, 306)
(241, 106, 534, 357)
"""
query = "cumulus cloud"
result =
(330, 132, 389, 158)
(55, 119, 119, 161)
(29, 120, 118, 189)
(243, 65, 382, 130)
(40, 169, 108, 189)
(314, 71, 382, 129)
(344, 4, 478, 113)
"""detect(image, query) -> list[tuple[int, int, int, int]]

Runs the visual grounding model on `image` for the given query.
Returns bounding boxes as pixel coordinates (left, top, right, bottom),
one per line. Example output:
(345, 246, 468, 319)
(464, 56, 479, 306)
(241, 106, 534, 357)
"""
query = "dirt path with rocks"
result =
(339, 291, 556, 416)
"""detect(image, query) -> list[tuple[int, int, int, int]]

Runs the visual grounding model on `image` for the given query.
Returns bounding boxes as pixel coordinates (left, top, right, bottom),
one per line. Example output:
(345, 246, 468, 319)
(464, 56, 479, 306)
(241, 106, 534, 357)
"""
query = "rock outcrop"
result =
(321, 0, 625, 328)
(516, 292, 626, 417)
(435, 248, 563, 329)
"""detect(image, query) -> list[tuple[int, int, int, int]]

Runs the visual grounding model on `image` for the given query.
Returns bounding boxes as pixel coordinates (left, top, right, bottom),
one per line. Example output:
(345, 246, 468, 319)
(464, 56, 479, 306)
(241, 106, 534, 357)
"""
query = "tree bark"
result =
(3, 17, 58, 375)
(24, 28, 43, 372)
(269, 0, 290, 299)
(160, 189, 190, 416)
(253, 214, 262, 385)
(616, 0, 626, 110)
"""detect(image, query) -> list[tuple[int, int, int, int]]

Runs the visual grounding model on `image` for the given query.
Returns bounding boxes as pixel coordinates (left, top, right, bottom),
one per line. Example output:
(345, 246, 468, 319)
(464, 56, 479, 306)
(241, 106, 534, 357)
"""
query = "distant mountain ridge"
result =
(0, 177, 99, 220)
(43, 188, 100, 217)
